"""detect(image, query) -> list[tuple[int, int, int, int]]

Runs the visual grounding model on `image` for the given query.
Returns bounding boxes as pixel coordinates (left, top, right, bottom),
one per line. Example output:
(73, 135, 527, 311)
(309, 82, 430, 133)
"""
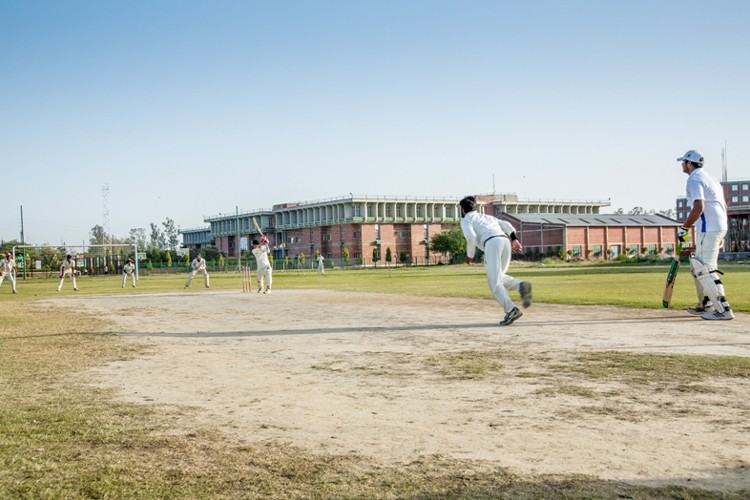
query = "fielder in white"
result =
(460, 196, 533, 326)
(184, 254, 210, 289)
(0, 252, 18, 294)
(252, 237, 273, 293)
(57, 254, 78, 292)
(316, 253, 325, 274)
(676, 150, 734, 320)
(122, 258, 136, 288)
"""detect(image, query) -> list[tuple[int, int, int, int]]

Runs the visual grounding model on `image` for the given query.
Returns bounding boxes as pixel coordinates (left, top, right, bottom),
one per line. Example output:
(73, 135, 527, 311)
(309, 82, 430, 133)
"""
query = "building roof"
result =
(501, 213, 679, 227)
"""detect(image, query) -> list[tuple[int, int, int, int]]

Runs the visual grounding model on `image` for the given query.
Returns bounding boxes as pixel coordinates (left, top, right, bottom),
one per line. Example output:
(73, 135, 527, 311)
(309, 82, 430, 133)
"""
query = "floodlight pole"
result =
(20, 205, 26, 279)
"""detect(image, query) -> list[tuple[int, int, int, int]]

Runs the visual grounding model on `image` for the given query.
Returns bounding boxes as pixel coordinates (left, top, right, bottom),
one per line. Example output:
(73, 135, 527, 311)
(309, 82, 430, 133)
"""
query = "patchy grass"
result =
(558, 351, 750, 383)
(2, 301, 749, 498)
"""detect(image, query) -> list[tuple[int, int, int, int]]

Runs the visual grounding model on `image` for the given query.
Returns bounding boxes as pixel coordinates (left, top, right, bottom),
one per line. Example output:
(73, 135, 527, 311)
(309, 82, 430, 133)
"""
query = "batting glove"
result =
(260, 236, 269, 244)
(677, 226, 690, 243)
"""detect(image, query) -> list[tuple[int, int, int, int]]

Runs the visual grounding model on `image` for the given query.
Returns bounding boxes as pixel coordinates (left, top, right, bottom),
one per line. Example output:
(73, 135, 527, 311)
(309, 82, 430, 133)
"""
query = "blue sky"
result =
(2, 1, 749, 246)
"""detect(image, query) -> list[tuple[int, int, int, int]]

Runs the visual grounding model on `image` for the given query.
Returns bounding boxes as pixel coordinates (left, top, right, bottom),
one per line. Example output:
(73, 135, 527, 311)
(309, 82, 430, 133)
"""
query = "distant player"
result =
(57, 254, 79, 291)
(316, 253, 325, 274)
(0, 252, 18, 294)
(184, 253, 209, 289)
(459, 196, 532, 326)
(122, 258, 136, 288)
(252, 237, 273, 293)
(676, 150, 733, 320)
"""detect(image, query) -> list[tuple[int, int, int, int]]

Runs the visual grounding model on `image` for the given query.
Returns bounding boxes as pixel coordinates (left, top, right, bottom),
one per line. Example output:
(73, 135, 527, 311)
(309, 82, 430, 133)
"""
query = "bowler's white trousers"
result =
(484, 236, 521, 313)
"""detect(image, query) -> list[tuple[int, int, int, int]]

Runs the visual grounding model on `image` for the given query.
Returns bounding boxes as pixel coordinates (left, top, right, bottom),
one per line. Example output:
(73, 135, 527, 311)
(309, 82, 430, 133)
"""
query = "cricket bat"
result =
(252, 217, 264, 237)
(662, 243, 682, 308)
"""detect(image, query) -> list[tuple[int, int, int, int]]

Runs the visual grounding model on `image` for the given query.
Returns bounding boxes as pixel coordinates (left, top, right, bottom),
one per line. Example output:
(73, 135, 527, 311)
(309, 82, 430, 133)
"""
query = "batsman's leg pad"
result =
(693, 262, 730, 314)
(689, 255, 711, 308)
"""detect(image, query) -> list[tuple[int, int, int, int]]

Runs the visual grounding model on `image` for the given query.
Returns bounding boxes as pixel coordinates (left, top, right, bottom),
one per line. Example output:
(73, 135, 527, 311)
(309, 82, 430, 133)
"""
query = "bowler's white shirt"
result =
(191, 257, 206, 271)
(460, 211, 516, 259)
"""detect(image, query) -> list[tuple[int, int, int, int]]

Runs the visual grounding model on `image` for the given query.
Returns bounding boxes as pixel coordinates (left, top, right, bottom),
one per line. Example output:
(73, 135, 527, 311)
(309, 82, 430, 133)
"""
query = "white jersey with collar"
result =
(252, 245, 270, 267)
(686, 168, 727, 232)
(0, 257, 15, 274)
(191, 257, 206, 271)
(61, 259, 75, 272)
(460, 211, 516, 259)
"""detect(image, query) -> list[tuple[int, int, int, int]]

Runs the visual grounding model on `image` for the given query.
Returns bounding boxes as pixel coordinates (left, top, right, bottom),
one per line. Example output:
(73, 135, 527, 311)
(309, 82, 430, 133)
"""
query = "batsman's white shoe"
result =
(701, 309, 734, 321)
(519, 282, 533, 308)
(264, 289, 272, 294)
(687, 305, 714, 316)
(73, 288, 79, 291)
(500, 307, 523, 326)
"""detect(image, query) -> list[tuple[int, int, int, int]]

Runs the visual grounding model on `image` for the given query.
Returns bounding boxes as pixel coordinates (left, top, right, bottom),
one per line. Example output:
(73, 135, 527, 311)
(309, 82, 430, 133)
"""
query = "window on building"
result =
(423, 224, 429, 240)
(352, 205, 361, 217)
(677, 201, 683, 207)
(592, 244, 602, 257)
(416, 205, 423, 217)
(732, 184, 738, 191)
(732, 196, 739, 203)
(353, 231, 360, 239)
(629, 244, 639, 255)
(396, 205, 402, 217)
(743, 195, 749, 203)
(572, 245, 582, 257)
(666, 243, 674, 254)
(323, 234, 331, 241)
(386, 205, 392, 217)
(647, 243, 657, 254)
(743, 184, 749, 190)
(375, 224, 380, 240)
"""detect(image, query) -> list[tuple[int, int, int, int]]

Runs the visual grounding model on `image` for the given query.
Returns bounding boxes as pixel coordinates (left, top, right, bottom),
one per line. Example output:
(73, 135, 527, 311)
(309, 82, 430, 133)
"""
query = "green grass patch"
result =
(2, 261, 749, 311)
(557, 351, 750, 384)
(2, 268, 749, 498)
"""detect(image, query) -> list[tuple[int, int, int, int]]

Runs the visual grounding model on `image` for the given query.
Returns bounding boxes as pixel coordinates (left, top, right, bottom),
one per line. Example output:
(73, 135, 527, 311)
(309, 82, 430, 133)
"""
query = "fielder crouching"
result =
(459, 196, 533, 326)
(122, 258, 136, 288)
(184, 253, 210, 289)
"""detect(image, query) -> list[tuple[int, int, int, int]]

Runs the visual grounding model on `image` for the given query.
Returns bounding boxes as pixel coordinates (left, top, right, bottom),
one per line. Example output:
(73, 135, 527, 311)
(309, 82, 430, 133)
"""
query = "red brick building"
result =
(181, 193, 682, 265)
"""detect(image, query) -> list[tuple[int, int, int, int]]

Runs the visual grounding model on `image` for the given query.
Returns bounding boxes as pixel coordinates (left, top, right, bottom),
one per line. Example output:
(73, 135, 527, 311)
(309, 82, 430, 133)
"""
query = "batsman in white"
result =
(676, 150, 734, 320)
(121, 258, 136, 288)
(252, 237, 273, 293)
(459, 196, 533, 326)
(0, 252, 18, 294)
(184, 253, 210, 289)
(57, 254, 78, 292)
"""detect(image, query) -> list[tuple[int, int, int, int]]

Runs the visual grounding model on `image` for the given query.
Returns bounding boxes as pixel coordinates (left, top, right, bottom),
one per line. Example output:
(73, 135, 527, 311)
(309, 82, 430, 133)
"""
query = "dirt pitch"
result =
(59, 290, 749, 493)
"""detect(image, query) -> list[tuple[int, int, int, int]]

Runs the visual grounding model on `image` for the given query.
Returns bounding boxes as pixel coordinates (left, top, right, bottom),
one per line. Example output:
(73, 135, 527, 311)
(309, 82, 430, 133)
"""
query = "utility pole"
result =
(20, 205, 26, 279)
(236, 205, 241, 270)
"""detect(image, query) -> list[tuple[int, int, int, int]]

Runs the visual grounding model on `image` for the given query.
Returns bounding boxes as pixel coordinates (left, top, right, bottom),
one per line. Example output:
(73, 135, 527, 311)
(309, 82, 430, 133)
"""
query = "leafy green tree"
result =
(429, 227, 465, 259)
(342, 247, 350, 267)
(399, 251, 409, 264)
(90, 225, 107, 246)
(372, 246, 380, 266)
(385, 247, 392, 266)
(127, 228, 148, 250)
(149, 223, 163, 251)
(162, 218, 179, 250)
